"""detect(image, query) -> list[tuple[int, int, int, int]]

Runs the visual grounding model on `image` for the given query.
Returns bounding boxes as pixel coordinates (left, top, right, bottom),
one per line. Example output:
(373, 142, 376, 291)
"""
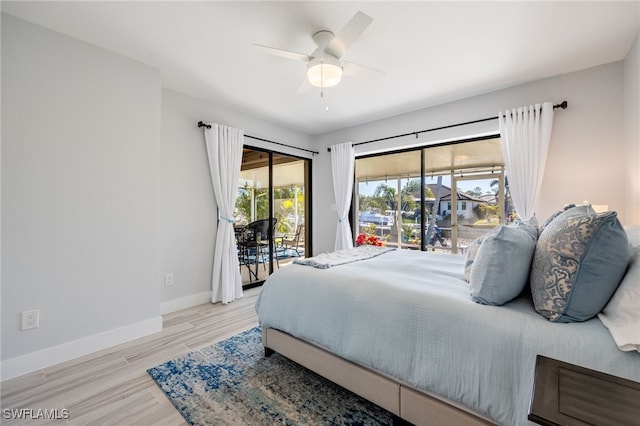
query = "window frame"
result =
(353, 134, 503, 253)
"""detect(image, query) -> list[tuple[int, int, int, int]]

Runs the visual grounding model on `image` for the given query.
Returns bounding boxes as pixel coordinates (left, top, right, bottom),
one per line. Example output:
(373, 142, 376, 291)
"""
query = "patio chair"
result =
(237, 218, 279, 281)
(281, 224, 305, 257)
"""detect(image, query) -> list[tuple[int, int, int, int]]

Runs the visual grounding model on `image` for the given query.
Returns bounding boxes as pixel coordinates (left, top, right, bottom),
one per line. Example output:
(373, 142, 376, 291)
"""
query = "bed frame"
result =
(263, 327, 497, 426)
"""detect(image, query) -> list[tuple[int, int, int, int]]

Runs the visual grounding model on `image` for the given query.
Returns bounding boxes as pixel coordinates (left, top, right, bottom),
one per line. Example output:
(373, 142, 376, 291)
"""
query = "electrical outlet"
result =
(165, 273, 174, 287)
(21, 309, 39, 330)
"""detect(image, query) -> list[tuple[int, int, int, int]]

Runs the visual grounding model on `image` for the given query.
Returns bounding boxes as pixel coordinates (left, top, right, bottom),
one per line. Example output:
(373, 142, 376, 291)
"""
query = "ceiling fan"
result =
(253, 11, 383, 93)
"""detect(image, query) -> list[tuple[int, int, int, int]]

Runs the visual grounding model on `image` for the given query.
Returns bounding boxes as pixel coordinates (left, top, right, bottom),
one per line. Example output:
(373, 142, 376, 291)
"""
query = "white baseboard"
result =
(160, 291, 212, 315)
(2, 292, 215, 382)
(1, 316, 162, 382)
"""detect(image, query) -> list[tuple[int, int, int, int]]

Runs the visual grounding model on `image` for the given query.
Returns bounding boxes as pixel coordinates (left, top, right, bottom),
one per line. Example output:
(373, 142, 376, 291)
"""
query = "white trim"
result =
(1, 316, 162, 382)
(160, 291, 212, 315)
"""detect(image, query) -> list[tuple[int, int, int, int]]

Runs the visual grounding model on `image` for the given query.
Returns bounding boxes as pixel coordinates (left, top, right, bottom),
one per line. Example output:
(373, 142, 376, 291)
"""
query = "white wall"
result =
(1, 14, 162, 378)
(313, 62, 628, 253)
(159, 89, 314, 312)
(624, 31, 640, 226)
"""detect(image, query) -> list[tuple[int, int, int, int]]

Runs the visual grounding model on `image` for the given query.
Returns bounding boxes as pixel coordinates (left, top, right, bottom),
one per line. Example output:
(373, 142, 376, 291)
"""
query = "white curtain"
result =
(499, 102, 554, 221)
(331, 142, 355, 251)
(204, 124, 244, 304)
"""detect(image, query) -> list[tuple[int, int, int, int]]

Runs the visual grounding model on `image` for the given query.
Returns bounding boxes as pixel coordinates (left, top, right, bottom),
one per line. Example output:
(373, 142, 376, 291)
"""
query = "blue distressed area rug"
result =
(147, 327, 393, 425)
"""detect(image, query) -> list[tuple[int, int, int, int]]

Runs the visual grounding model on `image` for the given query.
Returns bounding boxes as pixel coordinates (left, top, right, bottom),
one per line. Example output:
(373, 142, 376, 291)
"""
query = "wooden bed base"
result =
(263, 327, 496, 426)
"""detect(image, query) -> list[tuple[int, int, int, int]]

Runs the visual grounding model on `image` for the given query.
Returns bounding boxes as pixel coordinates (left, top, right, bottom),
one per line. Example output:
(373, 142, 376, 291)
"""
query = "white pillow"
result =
(598, 226, 640, 352)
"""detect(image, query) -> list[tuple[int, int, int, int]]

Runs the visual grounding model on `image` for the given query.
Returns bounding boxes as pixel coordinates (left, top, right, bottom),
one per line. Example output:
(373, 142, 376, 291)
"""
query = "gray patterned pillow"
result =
(530, 206, 629, 322)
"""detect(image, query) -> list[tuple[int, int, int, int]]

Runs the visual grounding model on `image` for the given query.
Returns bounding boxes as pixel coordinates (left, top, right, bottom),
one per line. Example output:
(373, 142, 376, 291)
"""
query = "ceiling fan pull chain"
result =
(320, 58, 325, 98)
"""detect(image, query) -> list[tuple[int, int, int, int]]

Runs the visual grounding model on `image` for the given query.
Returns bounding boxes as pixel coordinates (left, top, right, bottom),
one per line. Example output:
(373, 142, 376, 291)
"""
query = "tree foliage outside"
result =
(358, 178, 433, 218)
(465, 186, 485, 197)
(235, 187, 269, 224)
(234, 185, 305, 235)
(473, 204, 500, 221)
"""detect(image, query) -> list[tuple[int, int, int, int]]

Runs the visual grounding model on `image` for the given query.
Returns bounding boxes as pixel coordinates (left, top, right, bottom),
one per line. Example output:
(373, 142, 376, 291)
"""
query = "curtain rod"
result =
(327, 101, 568, 152)
(197, 121, 319, 156)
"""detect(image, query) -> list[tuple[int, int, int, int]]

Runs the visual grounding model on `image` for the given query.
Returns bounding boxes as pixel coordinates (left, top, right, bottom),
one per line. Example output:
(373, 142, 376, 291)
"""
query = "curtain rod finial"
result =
(556, 101, 568, 109)
(197, 121, 212, 129)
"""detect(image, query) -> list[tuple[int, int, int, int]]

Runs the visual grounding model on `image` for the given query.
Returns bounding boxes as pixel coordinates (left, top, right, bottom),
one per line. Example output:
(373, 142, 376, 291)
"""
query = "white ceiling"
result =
(2, 1, 638, 136)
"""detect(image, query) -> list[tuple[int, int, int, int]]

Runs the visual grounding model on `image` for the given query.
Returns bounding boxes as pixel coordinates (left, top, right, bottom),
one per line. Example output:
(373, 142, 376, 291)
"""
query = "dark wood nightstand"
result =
(528, 355, 640, 426)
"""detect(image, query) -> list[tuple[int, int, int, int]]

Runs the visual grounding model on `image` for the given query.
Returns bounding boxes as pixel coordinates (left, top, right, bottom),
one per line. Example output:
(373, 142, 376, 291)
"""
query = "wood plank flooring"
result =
(1, 287, 262, 425)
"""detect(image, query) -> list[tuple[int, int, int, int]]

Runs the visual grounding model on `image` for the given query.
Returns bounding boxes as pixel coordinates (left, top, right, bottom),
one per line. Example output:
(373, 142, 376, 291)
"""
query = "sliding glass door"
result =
(235, 147, 310, 287)
(273, 153, 308, 262)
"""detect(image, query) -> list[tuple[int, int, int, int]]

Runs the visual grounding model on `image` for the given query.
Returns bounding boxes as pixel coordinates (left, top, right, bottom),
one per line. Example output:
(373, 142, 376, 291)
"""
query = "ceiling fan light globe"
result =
(307, 57, 343, 88)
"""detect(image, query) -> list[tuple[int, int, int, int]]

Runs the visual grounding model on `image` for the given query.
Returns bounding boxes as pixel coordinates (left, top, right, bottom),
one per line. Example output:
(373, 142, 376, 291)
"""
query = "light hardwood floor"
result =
(1, 287, 262, 425)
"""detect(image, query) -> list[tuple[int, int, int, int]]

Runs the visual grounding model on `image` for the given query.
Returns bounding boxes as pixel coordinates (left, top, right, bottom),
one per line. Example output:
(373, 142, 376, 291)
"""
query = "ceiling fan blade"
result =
(252, 44, 310, 62)
(342, 60, 385, 78)
(325, 11, 373, 59)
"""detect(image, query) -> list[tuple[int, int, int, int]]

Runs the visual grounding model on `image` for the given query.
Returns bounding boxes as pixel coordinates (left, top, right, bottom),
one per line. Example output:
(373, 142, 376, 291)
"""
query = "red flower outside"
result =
(355, 233, 383, 247)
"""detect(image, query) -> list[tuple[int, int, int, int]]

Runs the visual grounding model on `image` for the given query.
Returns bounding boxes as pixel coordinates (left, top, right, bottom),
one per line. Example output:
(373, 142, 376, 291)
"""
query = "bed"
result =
(255, 209, 640, 426)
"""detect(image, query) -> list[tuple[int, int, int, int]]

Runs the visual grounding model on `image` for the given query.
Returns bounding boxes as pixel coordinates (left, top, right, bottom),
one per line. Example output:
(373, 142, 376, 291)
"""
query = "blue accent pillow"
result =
(470, 221, 538, 305)
(530, 206, 629, 322)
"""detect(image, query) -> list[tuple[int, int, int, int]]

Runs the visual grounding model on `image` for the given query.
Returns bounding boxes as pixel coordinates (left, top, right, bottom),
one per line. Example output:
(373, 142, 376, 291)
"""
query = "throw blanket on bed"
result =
(293, 246, 395, 269)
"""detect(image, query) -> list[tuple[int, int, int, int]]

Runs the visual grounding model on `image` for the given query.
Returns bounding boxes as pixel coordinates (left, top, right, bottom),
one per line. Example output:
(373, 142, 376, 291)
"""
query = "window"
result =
(354, 136, 506, 254)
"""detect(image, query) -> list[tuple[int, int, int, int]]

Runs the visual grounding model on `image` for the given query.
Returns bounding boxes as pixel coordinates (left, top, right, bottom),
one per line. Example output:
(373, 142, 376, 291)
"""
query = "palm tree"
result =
(490, 179, 499, 193)
(373, 184, 397, 210)
(489, 177, 515, 221)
